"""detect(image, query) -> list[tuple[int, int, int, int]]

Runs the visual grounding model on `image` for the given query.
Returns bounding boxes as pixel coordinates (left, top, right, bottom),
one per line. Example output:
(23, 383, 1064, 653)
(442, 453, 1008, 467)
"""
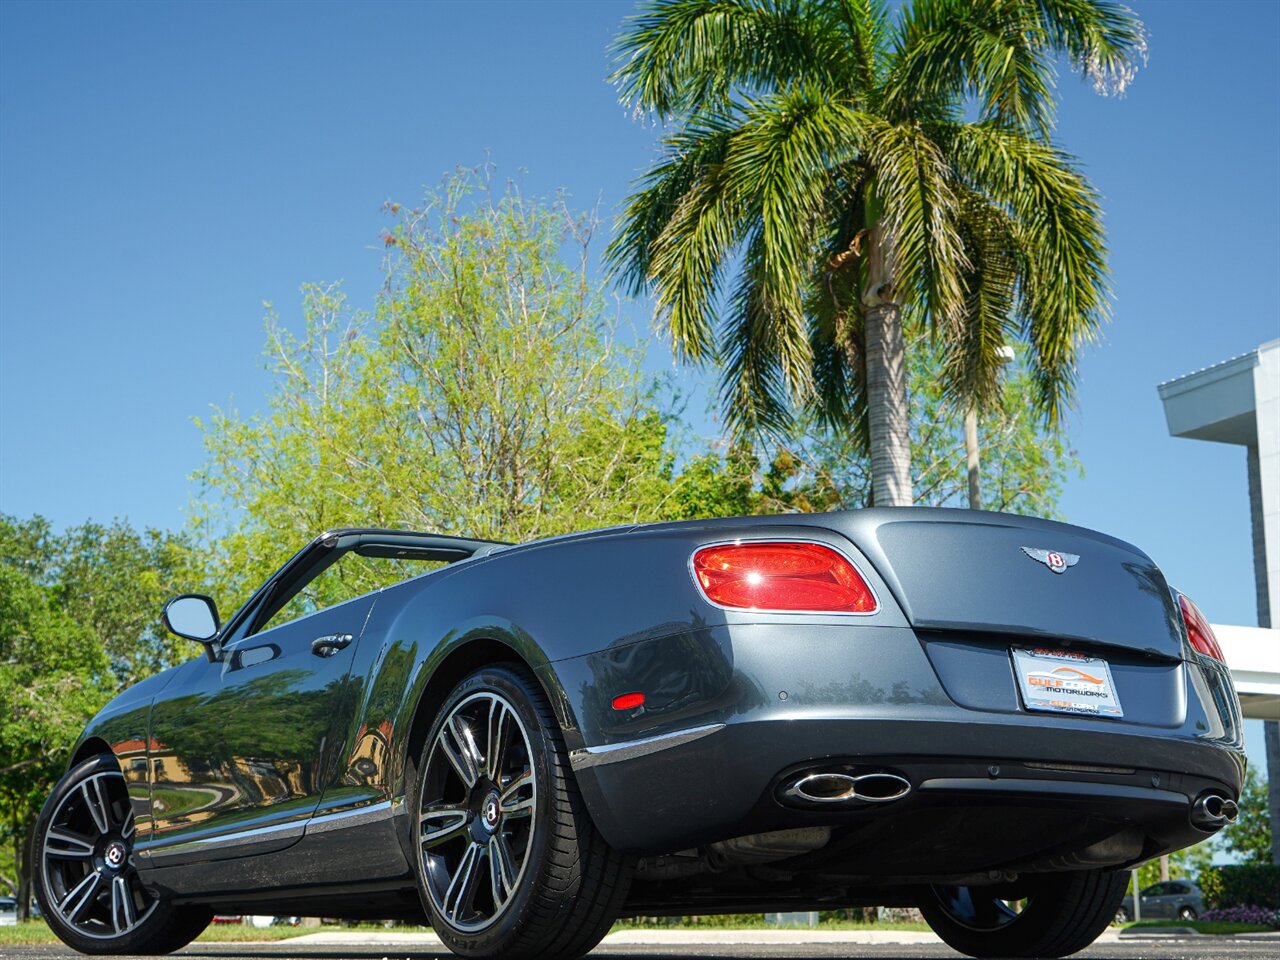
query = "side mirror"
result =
(162, 594, 220, 643)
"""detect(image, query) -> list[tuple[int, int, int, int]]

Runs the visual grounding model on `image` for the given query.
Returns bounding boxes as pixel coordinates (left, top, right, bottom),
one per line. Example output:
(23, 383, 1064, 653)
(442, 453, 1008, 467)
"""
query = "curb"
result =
(1120, 926, 1201, 937)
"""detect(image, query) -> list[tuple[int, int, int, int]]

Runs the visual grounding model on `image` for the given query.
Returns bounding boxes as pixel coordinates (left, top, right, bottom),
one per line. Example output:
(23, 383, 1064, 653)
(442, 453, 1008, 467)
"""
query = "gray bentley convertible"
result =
(35, 508, 1244, 958)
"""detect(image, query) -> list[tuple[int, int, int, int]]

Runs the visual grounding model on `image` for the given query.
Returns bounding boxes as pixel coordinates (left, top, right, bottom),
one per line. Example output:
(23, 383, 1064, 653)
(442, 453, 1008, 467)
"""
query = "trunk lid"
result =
(826, 509, 1184, 660)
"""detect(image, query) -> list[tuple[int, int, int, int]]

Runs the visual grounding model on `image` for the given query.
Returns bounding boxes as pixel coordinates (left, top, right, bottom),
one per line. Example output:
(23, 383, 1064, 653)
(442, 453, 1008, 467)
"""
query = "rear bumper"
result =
(548, 621, 1245, 866)
(571, 715, 1241, 862)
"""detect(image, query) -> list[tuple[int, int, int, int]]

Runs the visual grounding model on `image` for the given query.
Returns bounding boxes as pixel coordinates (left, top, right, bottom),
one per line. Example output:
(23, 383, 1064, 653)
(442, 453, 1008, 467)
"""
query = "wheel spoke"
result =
(488, 834, 516, 907)
(59, 870, 102, 921)
(500, 770, 534, 819)
(442, 842, 483, 922)
(439, 715, 481, 789)
(485, 699, 511, 781)
(81, 778, 112, 835)
(420, 805, 470, 849)
(46, 828, 95, 859)
(120, 808, 136, 840)
(110, 875, 135, 934)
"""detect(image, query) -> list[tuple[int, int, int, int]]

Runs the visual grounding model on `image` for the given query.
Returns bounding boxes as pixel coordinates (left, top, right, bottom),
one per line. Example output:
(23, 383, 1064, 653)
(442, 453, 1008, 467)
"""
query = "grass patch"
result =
(198, 924, 353, 942)
(0, 920, 359, 945)
(0, 922, 68, 945)
(1122, 919, 1274, 935)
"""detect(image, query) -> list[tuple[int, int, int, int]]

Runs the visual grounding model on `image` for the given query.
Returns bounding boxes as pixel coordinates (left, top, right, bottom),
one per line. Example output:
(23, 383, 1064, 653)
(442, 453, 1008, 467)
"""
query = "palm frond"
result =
(886, 0, 1055, 135)
(950, 121, 1109, 422)
(941, 187, 1020, 413)
(806, 165, 870, 437)
(718, 86, 867, 392)
(865, 118, 969, 336)
(612, 0, 867, 117)
(1031, 0, 1147, 96)
(886, 0, 1144, 135)
(642, 145, 751, 363)
(832, 0, 893, 93)
(605, 115, 736, 299)
(718, 228, 798, 438)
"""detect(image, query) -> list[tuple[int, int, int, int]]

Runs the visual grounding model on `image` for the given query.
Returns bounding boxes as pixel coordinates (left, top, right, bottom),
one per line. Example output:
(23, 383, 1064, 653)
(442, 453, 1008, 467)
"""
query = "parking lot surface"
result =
(2, 934, 1278, 960)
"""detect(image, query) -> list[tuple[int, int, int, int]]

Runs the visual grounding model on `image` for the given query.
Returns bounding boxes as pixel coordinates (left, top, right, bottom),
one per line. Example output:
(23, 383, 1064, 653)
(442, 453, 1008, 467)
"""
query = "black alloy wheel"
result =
(419, 688, 537, 931)
(34, 754, 211, 954)
(920, 869, 1129, 957)
(412, 664, 630, 960)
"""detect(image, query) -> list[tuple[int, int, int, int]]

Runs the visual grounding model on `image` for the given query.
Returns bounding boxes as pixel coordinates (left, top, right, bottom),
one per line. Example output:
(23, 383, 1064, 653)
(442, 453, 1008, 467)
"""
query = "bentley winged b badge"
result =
(1021, 546, 1080, 574)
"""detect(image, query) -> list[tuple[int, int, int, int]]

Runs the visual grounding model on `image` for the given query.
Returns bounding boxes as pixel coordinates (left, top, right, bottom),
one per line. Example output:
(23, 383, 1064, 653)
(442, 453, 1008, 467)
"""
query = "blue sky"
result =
(1, 2, 1278, 775)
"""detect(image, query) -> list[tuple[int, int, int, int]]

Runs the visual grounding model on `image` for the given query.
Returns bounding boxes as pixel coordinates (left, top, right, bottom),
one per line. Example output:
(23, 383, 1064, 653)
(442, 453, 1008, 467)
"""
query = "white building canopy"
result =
(1216, 624, 1280, 720)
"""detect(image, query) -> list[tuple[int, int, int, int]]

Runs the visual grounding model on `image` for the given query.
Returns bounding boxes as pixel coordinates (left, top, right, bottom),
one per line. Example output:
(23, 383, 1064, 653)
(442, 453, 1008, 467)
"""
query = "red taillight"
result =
(1178, 593, 1226, 662)
(691, 542, 876, 613)
(611, 692, 645, 711)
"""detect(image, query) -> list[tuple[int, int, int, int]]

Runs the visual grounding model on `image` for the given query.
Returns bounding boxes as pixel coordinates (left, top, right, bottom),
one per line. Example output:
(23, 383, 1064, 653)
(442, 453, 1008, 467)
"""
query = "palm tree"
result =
(607, 0, 1145, 507)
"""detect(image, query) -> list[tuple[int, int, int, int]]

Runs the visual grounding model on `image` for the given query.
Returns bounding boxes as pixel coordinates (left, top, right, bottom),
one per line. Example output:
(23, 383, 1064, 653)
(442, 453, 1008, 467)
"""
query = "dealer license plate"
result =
(1012, 646, 1123, 718)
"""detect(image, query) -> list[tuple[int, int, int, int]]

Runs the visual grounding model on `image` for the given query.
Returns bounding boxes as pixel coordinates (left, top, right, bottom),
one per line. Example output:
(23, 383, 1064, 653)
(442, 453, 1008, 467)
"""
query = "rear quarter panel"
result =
(350, 518, 905, 796)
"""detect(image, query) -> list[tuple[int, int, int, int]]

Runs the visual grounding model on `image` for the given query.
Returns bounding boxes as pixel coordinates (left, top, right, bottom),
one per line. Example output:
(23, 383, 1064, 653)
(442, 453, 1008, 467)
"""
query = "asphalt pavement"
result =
(2, 931, 1279, 960)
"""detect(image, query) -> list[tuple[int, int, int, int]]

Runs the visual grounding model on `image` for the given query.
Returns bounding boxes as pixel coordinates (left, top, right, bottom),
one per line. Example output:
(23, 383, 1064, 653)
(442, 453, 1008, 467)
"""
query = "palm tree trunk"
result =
(863, 223, 911, 507)
(965, 407, 981, 509)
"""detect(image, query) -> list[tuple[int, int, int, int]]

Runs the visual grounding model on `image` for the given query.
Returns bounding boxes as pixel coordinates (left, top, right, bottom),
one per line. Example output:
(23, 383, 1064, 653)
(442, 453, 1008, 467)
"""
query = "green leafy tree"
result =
(0, 560, 110, 915)
(0, 514, 200, 691)
(194, 168, 680, 608)
(0, 514, 195, 913)
(609, 0, 1145, 507)
(1222, 767, 1274, 865)
(667, 334, 1079, 518)
(51, 521, 203, 688)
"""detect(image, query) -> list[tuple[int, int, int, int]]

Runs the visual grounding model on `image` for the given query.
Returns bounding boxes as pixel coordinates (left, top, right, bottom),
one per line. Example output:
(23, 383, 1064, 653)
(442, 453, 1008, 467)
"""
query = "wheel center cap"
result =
(481, 792, 501, 831)
(104, 841, 127, 870)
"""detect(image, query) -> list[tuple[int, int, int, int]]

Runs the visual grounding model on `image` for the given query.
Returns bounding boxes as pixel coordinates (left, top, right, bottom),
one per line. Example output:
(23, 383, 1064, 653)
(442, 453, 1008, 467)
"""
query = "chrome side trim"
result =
(139, 816, 307, 861)
(305, 799, 394, 834)
(141, 800, 396, 860)
(569, 723, 725, 771)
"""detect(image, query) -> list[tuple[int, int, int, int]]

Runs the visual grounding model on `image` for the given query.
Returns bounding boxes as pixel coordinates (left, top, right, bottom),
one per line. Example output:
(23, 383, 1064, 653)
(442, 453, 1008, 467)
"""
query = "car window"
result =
(259, 552, 444, 634)
(1167, 882, 1188, 894)
(1142, 883, 1165, 896)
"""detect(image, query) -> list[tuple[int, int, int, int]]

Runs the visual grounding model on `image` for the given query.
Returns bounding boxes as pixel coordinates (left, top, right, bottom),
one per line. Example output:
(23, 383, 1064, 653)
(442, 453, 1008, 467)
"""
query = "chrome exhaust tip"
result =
(780, 770, 911, 806)
(1221, 798, 1239, 823)
(1191, 793, 1237, 830)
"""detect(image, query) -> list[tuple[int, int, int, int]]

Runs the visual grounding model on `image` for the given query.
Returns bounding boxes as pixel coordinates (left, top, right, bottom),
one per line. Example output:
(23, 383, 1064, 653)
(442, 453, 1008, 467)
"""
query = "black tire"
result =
(410, 664, 630, 960)
(1177, 905, 1197, 921)
(919, 870, 1129, 958)
(34, 754, 212, 955)
(1115, 905, 1131, 924)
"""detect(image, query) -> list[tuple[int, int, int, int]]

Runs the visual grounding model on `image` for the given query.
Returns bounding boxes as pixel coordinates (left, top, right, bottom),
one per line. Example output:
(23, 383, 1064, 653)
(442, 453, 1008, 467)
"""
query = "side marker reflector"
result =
(612, 692, 645, 711)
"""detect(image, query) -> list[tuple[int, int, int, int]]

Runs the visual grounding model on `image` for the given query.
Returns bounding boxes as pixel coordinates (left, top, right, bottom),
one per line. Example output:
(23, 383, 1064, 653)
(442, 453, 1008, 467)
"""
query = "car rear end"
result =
(555, 507, 1245, 883)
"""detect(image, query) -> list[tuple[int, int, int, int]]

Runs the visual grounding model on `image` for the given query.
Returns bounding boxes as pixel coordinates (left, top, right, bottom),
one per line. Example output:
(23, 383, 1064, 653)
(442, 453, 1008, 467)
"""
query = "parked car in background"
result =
(32, 512, 1245, 959)
(0, 897, 16, 926)
(1117, 879, 1204, 922)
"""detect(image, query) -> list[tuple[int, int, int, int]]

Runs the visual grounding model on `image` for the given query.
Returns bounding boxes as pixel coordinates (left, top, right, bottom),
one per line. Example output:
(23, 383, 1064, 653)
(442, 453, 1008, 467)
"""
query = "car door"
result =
(1165, 882, 1191, 916)
(1141, 882, 1169, 918)
(143, 544, 377, 865)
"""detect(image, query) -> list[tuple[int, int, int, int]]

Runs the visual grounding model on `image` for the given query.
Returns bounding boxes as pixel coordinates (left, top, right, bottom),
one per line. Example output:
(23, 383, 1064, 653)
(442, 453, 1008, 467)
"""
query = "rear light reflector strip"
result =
(1177, 593, 1226, 663)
